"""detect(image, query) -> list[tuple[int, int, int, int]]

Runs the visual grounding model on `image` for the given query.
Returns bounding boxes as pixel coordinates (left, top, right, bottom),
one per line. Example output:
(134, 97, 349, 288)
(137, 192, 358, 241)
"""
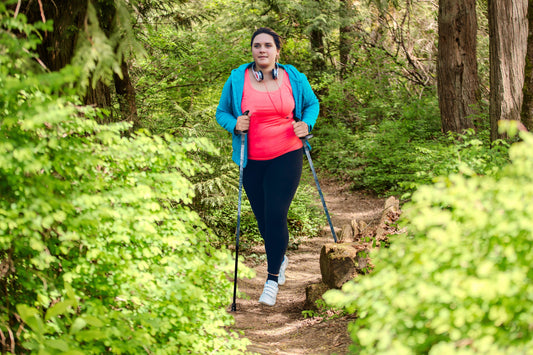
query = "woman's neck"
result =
(248, 67, 283, 91)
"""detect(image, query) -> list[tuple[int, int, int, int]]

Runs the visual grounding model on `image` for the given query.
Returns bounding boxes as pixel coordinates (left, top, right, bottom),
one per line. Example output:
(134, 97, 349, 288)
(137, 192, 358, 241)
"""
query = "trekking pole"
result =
(231, 110, 249, 312)
(295, 118, 338, 243)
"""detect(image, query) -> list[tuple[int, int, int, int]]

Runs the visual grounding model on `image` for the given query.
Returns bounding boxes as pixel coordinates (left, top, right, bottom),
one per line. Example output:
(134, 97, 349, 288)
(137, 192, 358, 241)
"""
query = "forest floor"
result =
(228, 176, 387, 354)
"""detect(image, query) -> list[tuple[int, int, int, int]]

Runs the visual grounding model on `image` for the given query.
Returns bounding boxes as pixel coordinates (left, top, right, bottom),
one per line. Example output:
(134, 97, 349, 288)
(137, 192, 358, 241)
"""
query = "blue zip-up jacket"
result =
(216, 62, 320, 167)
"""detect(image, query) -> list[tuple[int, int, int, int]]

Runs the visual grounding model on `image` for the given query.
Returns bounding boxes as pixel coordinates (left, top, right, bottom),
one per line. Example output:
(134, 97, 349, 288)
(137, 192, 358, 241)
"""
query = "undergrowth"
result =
(325, 127, 533, 354)
(314, 91, 510, 198)
(302, 299, 347, 321)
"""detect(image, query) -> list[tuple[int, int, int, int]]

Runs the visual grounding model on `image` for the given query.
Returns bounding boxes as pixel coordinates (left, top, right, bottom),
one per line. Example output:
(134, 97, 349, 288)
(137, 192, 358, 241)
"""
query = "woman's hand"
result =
(292, 121, 309, 138)
(235, 112, 250, 133)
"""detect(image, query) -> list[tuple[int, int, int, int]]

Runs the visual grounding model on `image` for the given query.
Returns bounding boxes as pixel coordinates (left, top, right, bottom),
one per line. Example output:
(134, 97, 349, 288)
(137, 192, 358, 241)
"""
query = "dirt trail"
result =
(229, 178, 385, 354)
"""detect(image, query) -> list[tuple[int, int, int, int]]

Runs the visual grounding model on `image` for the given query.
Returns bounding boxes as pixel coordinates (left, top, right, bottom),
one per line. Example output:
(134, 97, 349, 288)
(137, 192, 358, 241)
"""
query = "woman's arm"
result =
(299, 73, 319, 132)
(216, 77, 238, 135)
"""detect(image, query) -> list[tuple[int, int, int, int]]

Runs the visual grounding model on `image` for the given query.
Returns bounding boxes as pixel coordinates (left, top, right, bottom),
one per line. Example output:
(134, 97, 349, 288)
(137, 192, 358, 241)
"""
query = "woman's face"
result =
(252, 33, 280, 69)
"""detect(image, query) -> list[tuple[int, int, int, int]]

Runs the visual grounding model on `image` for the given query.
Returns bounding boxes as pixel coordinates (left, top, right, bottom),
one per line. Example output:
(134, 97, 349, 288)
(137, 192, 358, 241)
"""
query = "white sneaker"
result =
(258, 280, 279, 306)
(278, 256, 288, 286)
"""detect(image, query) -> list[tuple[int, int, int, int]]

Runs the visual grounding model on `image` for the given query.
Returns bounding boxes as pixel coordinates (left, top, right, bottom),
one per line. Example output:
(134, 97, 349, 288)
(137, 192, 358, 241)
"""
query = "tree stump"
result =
(303, 196, 402, 310)
(375, 196, 401, 245)
(319, 243, 370, 289)
(304, 282, 329, 310)
(338, 223, 355, 242)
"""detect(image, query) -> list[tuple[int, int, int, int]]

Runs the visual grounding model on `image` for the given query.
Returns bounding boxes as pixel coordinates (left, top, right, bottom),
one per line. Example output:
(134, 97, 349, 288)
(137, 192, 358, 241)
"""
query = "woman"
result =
(216, 27, 319, 306)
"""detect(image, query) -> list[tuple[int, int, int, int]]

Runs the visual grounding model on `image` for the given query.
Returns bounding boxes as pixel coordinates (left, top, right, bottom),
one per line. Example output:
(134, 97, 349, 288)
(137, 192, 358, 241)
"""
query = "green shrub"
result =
(395, 129, 510, 198)
(315, 92, 509, 197)
(311, 121, 366, 184)
(0, 9, 249, 353)
(325, 131, 533, 354)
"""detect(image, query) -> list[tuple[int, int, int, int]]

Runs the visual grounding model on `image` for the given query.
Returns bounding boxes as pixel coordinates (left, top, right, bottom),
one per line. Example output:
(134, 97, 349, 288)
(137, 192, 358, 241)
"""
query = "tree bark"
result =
(489, 0, 528, 141)
(85, 81, 112, 117)
(521, 0, 533, 132)
(437, 0, 480, 133)
(310, 28, 326, 74)
(114, 60, 140, 130)
(22, 0, 87, 71)
(339, 0, 356, 79)
(22, 0, 139, 125)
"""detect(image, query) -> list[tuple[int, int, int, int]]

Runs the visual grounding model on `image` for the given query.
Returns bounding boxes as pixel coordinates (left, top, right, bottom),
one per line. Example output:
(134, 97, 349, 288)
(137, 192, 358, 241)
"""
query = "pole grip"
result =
(235, 110, 250, 135)
(293, 117, 313, 140)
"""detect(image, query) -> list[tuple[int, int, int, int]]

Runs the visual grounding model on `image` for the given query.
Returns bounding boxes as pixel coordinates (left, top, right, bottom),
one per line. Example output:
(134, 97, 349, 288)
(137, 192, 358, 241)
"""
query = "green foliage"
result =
(315, 78, 509, 196)
(395, 129, 510, 197)
(358, 96, 442, 194)
(309, 121, 365, 185)
(73, 0, 144, 93)
(302, 299, 346, 321)
(325, 132, 533, 354)
(313, 51, 442, 195)
(0, 8, 249, 353)
(132, 0, 252, 135)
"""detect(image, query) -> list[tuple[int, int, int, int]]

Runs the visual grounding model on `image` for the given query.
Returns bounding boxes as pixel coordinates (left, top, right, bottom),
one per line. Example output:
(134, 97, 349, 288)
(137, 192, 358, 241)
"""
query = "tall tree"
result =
(521, 0, 533, 132)
(489, 0, 528, 141)
(437, 0, 480, 133)
(309, 27, 326, 73)
(339, 0, 356, 78)
(303, 0, 328, 75)
(21, 0, 139, 128)
(114, 60, 139, 129)
(20, 0, 86, 70)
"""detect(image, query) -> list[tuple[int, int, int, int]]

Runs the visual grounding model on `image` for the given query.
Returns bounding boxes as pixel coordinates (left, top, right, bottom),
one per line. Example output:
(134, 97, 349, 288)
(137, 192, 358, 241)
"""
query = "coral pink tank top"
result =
(241, 69, 302, 160)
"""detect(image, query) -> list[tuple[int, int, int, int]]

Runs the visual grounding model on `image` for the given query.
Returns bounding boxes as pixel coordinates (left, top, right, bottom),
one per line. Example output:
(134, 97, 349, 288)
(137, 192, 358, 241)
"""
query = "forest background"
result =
(1, 0, 533, 353)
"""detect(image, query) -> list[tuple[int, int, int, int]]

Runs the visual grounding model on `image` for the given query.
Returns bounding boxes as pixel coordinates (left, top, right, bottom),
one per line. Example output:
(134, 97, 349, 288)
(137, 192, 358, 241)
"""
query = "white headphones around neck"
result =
(252, 62, 279, 82)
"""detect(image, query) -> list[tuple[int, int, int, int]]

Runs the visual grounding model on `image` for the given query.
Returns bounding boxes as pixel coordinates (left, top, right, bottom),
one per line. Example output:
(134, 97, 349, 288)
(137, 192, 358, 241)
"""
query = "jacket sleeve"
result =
(299, 73, 319, 132)
(216, 74, 238, 135)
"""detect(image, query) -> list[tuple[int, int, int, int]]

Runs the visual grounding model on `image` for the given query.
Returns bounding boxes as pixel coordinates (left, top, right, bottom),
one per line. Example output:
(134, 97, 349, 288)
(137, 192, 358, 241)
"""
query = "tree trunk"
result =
(339, 0, 356, 79)
(489, 0, 528, 141)
(85, 81, 112, 111)
(114, 60, 140, 130)
(521, 0, 533, 132)
(309, 0, 327, 75)
(90, 0, 139, 125)
(22, 0, 87, 71)
(310, 28, 326, 74)
(437, 0, 480, 133)
(22, 0, 139, 124)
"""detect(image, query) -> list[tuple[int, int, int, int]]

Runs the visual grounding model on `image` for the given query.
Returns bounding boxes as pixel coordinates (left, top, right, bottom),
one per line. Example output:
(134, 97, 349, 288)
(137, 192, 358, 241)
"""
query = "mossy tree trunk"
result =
(339, 0, 356, 79)
(114, 60, 140, 130)
(309, 0, 327, 76)
(21, 0, 138, 128)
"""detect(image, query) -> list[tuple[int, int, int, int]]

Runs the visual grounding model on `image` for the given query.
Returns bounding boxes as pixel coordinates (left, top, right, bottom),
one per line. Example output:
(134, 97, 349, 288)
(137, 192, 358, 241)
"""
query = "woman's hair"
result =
(250, 27, 282, 50)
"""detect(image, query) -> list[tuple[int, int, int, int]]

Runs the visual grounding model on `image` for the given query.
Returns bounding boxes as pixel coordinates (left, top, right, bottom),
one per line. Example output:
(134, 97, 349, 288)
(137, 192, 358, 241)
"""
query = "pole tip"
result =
(231, 303, 237, 312)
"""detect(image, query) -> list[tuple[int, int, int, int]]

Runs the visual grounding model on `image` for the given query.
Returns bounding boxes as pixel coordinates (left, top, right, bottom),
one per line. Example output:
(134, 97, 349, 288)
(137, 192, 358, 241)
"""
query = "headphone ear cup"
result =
(252, 64, 264, 81)
(255, 70, 264, 81)
(272, 63, 279, 80)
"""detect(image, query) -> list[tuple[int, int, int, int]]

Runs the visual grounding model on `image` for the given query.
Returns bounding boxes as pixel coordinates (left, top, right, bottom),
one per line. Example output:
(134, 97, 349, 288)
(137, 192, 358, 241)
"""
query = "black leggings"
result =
(243, 148, 303, 280)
